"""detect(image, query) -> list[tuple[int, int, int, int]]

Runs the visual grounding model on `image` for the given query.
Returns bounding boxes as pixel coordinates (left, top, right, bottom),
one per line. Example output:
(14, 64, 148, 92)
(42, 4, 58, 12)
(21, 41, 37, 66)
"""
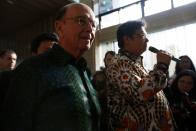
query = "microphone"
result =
(148, 46, 180, 62)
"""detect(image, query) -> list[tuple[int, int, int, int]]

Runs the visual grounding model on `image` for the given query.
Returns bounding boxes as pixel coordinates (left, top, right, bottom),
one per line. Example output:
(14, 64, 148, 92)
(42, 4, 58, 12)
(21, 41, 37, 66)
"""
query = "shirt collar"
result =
(118, 49, 143, 63)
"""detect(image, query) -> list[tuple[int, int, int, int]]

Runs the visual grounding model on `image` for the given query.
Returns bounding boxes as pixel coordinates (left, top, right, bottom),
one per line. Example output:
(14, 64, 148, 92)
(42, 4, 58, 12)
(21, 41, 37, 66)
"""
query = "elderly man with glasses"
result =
(2, 3, 100, 131)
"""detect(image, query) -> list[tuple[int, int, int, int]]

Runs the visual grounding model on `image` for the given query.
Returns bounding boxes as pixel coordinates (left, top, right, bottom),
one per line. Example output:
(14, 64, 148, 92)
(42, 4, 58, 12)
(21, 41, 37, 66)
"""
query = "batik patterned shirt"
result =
(106, 50, 175, 131)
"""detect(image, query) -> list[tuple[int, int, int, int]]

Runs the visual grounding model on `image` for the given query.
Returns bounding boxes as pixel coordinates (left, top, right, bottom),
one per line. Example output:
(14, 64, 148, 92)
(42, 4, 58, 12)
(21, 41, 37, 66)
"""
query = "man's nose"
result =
(86, 22, 96, 32)
(145, 37, 149, 42)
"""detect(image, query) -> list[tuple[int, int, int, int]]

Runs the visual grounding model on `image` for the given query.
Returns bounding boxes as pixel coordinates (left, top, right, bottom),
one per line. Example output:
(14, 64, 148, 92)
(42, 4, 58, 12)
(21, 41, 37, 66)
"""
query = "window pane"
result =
(94, 2, 99, 15)
(119, 3, 142, 23)
(98, 2, 142, 28)
(100, 11, 119, 28)
(100, 0, 113, 14)
(112, 0, 139, 8)
(144, 0, 171, 16)
(173, 0, 196, 7)
(94, 0, 139, 15)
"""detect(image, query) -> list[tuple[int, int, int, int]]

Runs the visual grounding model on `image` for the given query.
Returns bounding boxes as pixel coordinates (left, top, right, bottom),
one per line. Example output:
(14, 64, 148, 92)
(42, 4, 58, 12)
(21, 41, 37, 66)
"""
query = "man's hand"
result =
(157, 50, 172, 66)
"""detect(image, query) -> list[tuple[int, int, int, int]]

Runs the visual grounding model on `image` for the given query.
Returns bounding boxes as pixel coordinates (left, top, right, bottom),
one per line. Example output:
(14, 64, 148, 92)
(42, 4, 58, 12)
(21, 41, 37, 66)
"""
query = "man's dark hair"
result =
(30, 33, 59, 53)
(0, 49, 16, 58)
(117, 20, 145, 48)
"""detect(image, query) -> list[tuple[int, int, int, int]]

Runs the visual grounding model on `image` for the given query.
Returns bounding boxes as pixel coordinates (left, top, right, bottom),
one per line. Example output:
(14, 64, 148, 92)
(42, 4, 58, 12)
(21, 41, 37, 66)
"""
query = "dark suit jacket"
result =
(2, 44, 101, 131)
(0, 70, 12, 112)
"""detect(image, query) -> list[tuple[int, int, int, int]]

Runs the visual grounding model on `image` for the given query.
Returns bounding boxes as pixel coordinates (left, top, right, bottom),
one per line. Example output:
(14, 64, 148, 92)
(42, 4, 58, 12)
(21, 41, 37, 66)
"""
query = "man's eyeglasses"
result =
(64, 16, 97, 30)
(134, 33, 148, 39)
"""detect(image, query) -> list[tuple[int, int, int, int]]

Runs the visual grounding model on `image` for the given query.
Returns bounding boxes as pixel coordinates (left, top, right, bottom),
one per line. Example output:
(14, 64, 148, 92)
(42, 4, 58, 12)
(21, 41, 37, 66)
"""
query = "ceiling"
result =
(0, 0, 73, 36)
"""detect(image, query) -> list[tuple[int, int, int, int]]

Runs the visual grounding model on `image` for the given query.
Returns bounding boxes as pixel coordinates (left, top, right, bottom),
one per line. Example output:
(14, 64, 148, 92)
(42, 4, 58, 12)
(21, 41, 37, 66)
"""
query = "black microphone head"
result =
(149, 46, 159, 53)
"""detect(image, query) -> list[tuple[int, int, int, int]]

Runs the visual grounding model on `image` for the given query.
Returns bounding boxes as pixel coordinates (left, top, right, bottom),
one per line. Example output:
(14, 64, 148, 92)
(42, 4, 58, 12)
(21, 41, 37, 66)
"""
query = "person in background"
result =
(165, 69, 196, 131)
(0, 49, 17, 120)
(92, 50, 116, 131)
(0, 49, 17, 71)
(30, 32, 59, 55)
(103, 51, 116, 68)
(175, 55, 196, 74)
(2, 2, 100, 131)
(105, 20, 176, 130)
(168, 55, 196, 87)
(93, 51, 116, 100)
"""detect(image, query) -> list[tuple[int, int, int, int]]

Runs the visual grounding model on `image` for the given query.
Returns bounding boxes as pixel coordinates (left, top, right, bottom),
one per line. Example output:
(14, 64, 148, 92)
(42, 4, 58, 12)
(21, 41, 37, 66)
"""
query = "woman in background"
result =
(168, 55, 196, 87)
(165, 69, 196, 131)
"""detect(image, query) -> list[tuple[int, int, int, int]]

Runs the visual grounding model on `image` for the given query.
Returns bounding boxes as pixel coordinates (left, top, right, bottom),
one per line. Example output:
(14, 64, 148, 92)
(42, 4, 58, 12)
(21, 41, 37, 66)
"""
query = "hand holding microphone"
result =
(149, 46, 180, 62)
(148, 46, 180, 72)
(149, 46, 172, 66)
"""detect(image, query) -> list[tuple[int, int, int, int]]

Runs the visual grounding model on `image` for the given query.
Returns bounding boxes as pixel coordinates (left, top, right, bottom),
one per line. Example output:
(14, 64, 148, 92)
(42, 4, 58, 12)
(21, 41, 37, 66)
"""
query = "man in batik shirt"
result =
(106, 21, 177, 131)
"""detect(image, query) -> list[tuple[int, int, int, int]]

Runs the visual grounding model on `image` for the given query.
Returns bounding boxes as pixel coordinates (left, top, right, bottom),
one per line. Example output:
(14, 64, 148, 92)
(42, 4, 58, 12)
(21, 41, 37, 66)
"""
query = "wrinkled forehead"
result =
(65, 4, 95, 19)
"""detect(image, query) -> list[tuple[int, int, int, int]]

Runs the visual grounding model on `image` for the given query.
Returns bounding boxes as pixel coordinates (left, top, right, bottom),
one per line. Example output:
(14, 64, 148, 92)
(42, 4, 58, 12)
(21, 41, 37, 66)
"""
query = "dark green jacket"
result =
(2, 44, 101, 131)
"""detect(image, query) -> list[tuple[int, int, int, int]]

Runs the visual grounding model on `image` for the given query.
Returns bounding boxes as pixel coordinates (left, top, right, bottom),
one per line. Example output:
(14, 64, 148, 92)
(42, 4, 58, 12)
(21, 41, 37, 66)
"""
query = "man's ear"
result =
(123, 36, 131, 44)
(55, 20, 63, 36)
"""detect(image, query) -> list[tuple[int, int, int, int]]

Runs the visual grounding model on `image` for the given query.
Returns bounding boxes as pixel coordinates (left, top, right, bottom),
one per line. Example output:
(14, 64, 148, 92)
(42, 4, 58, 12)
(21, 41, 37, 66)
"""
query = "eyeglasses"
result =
(64, 16, 97, 30)
(134, 33, 148, 39)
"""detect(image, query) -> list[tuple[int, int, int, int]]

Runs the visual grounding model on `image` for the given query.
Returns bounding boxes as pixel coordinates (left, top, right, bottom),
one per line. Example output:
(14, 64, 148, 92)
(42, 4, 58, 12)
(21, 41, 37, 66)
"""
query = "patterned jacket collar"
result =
(118, 49, 143, 64)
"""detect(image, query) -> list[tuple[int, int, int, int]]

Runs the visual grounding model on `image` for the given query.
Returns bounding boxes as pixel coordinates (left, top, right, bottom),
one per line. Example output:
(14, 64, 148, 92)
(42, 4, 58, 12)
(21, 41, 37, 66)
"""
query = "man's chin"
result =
(81, 42, 91, 49)
(82, 46, 90, 51)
